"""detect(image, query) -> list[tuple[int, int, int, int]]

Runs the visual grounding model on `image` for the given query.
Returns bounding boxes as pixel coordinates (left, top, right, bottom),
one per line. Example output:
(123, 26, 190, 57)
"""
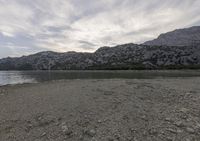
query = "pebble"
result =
(180, 108, 189, 113)
(174, 121, 184, 127)
(97, 120, 102, 123)
(192, 121, 200, 129)
(61, 124, 68, 131)
(61, 124, 73, 136)
(114, 133, 121, 139)
(185, 138, 193, 141)
(41, 132, 46, 137)
(130, 128, 137, 133)
(166, 128, 177, 134)
(148, 128, 158, 135)
(84, 129, 96, 137)
(0, 91, 5, 96)
(141, 115, 147, 120)
(165, 117, 172, 122)
(186, 127, 195, 134)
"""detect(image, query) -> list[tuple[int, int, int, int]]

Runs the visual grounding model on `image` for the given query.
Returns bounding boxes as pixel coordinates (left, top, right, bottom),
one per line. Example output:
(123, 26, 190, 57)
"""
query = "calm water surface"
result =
(0, 70, 200, 86)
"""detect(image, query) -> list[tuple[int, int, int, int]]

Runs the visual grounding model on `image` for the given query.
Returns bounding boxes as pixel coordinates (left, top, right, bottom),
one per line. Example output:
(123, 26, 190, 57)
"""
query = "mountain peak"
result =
(144, 26, 200, 46)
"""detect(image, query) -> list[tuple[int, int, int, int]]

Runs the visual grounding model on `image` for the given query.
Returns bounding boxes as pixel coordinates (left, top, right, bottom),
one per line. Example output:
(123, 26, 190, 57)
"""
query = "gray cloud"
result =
(0, 0, 200, 58)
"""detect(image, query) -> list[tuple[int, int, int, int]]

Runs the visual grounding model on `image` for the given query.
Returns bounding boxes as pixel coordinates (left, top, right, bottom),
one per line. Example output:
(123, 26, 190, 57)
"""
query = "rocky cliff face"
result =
(0, 43, 200, 70)
(144, 26, 200, 46)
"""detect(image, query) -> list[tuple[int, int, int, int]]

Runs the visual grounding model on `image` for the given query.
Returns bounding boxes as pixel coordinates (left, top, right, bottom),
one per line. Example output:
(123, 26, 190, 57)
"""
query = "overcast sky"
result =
(0, 0, 200, 58)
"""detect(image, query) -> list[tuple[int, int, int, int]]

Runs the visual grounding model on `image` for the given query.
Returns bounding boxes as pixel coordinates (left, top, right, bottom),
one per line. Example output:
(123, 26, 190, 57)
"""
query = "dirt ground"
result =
(0, 78, 200, 141)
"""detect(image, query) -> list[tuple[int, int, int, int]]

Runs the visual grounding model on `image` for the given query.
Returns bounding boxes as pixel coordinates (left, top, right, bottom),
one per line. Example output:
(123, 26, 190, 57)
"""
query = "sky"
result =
(0, 0, 200, 58)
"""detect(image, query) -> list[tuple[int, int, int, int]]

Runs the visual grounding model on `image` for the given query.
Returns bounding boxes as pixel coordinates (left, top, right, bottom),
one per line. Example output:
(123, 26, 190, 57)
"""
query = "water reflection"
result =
(0, 71, 36, 85)
(1, 70, 200, 86)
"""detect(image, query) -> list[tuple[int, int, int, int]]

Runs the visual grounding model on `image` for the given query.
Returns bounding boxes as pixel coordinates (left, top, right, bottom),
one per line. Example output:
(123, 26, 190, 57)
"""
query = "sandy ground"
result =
(0, 78, 200, 141)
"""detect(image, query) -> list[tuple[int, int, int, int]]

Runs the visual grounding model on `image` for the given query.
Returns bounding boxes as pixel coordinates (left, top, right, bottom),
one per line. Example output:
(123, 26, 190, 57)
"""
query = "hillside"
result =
(144, 26, 200, 46)
(0, 44, 200, 70)
(1, 26, 200, 70)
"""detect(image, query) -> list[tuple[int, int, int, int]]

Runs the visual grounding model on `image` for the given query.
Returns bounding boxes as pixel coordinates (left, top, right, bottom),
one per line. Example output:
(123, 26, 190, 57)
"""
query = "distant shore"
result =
(1, 78, 200, 140)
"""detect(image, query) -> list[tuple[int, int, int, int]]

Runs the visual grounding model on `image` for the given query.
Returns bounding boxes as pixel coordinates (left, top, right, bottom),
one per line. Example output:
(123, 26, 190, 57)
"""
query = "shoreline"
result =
(1, 78, 200, 140)
(0, 76, 199, 87)
(1, 69, 200, 87)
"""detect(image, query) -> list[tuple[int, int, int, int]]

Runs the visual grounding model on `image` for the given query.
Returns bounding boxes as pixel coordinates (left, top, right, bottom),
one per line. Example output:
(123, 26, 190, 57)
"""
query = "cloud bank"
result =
(0, 0, 200, 58)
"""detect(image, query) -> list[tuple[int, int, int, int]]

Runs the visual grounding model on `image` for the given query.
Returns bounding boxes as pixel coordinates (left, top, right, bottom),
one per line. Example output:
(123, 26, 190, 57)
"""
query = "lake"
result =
(1, 70, 200, 86)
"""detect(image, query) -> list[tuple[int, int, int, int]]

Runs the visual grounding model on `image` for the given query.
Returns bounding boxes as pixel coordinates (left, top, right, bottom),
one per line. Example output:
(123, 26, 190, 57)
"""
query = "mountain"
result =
(144, 26, 200, 46)
(1, 26, 200, 70)
(0, 43, 200, 70)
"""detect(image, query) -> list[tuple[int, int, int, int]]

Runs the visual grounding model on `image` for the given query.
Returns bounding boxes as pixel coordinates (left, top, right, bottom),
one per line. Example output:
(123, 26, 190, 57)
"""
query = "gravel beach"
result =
(0, 78, 200, 141)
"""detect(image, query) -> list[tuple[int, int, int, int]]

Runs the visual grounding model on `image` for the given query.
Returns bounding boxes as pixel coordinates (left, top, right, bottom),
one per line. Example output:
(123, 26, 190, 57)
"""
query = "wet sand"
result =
(0, 78, 200, 141)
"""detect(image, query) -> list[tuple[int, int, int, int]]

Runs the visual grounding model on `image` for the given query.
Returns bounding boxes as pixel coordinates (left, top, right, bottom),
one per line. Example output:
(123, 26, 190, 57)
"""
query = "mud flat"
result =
(0, 78, 200, 141)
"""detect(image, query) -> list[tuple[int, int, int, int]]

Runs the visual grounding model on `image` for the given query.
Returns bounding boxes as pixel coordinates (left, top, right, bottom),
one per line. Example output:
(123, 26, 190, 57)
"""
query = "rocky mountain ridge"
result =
(0, 43, 200, 70)
(1, 26, 200, 70)
(144, 26, 200, 46)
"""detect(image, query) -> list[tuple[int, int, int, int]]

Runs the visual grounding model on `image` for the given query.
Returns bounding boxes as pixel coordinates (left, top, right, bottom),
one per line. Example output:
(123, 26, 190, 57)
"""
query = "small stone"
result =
(186, 127, 195, 134)
(61, 125, 68, 132)
(114, 133, 121, 139)
(61, 124, 73, 136)
(27, 123, 33, 128)
(89, 129, 96, 136)
(180, 108, 189, 113)
(165, 117, 172, 122)
(141, 115, 147, 120)
(166, 128, 177, 134)
(185, 138, 193, 141)
(79, 134, 84, 140)
(160, 130, 165, 134)
(133, 137, 138, 141)
(174, 121, 184, 127)
(177, 129, 183, 133)
(194, 122, 200, 129)
(148, 128, 158, 135)
(130, 128, 136, 133)
(41, 132, 46, 137)
(0, 93, 4, 96)
(97, 120, 102, 123)
(103, 118, 108, 122)
(55, 121, 60, 126)
(84, 129, 96, 137)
